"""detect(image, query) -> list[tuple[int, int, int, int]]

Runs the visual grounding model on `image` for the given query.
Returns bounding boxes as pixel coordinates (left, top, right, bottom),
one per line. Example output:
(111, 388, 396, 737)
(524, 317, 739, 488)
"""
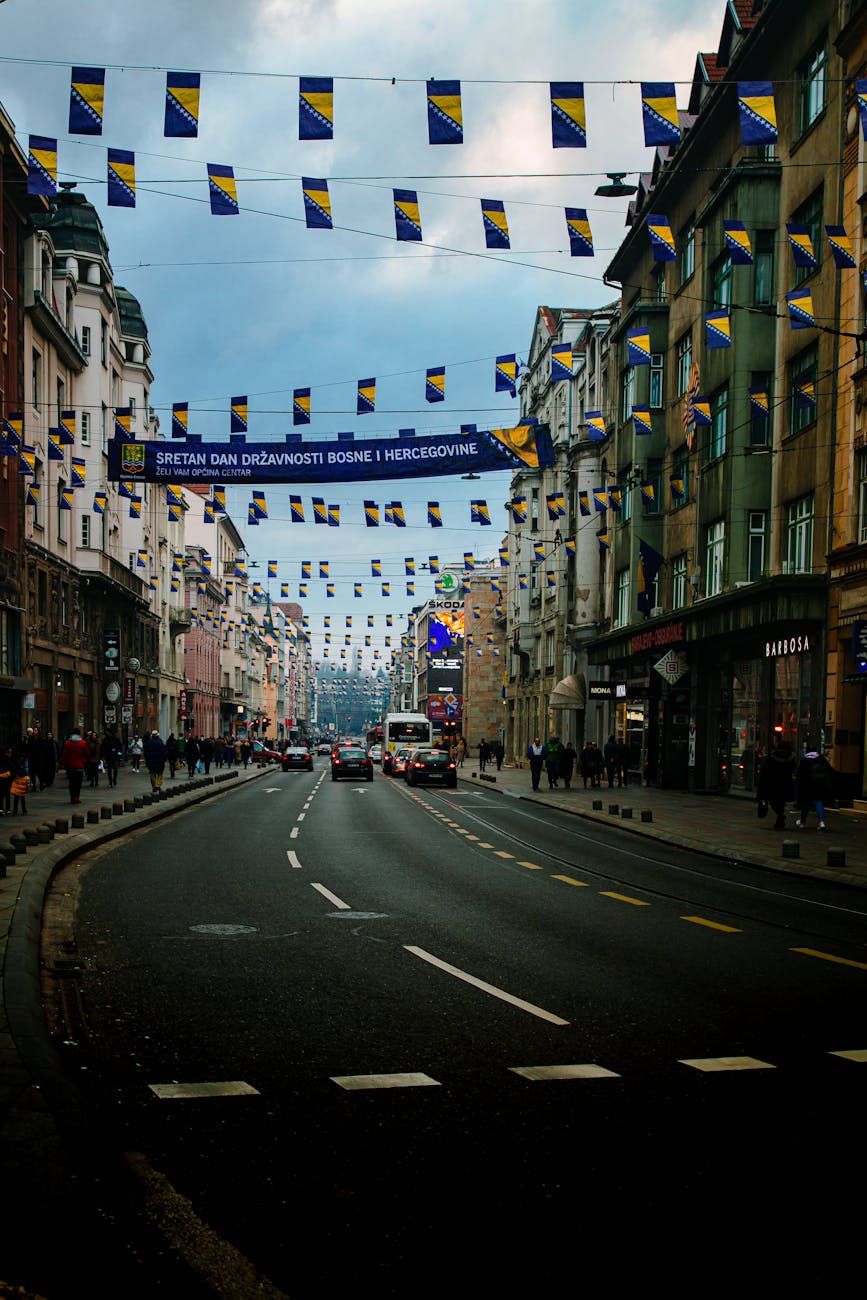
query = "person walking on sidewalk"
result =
(85, 729, 100, 788)
(478, 738, 490, 772)
(544, 735, 563, 789)
(604, 736, 619, 788)
(165, 733, 179, 779)
(99, 730, 122, 788)
(201, 736, 214, 774)
(60, 728, 88, 805)
(186, 734, 201, 778)
(0, 745, 12, 815)
(559, 741, 577, 791)
(795, 747, 835, 831)
(757, 742, 795, 830)
(10, 755, 29, 816)
(37, 730, 58, 791)
(130, 733, 143, 773)
(144, 731, 167, 792)
(527, 737, 545, 792)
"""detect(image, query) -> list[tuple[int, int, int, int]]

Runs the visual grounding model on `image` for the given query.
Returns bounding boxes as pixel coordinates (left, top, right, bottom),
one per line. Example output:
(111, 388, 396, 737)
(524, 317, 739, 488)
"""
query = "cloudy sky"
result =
(0, 0, 725, 668)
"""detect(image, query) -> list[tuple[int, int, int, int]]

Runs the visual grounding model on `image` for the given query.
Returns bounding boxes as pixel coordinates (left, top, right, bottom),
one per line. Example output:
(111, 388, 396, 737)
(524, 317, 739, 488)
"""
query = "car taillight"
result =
(448, 761, 456, 769)
(334, 758, 341, 765)
(414, 761, 424, 768)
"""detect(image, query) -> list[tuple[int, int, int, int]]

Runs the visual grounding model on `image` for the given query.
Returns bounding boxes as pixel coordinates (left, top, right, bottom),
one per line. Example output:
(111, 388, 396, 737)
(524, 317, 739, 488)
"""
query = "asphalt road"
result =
(42, 760, 867, 1294)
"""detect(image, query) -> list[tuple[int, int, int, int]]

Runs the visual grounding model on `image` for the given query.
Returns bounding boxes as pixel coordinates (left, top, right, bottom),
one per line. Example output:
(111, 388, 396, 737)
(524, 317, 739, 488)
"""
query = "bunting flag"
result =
(107, 148, 135, 207)
(280, 583, 289, 597)
(551, 341, 573, 381)
(425, 366, 445, 403)
(427, 501, 443, 527)
(825, 225, 856, 269)
(404, 558, 415, 575)
(208, 164, 238, 216)
(471, 499, 491, 525)
(319, 561, 329, 578)
(25, 482, 39, 507)
(406, 582, 415, 595)
(69, 65, 105, 135)
(706, 310, 732, 349)
(608, 487, 623, 512)
(93, 492, 107, 514)
(596, 528, 610, 551)
(498, 546, 508, 568)
(171, 402, 189, 438)
(546, 571, 557, 589)
(201, 553, 212, 575)
(749, 386, 769, 417)
(632, 406, 653, 434)
(495, 354, 517, 397)
(71, 457, 86, 487)
(293, 388, 311, 424)
(647, 213, 676, 261)
(550, 81, 586, 148)
(508, 495, 527, 523)
(641, 82, 679, 146)
(546, 492, 566, 519)
(166, 484, 184, 508)
(301, 561, 311, 578)
(786, 223, 817, 271)
(858, 80, 867, 141)
(579, 491, 591, 516)
(299, 583, 308, 597)
(382, 582, 390, 597)
(364, 500, 379, 527)
(302, 176, 332, 229)
(593, 488, 608, 512)
(267, 561, 278, 579)
(738, 81, 777, 145)
(299, 76, 333, 140)
(212, 485, 226, 513)
(637, 539, 665, 614)
(786, 287, 815, 329)
(481, 199, 510, 250)
(670, 474, 686, 501)
(247, 506, 260, 525)
(796, 380, 816, 408)
(519, 573, 529, 591)
(626, 328, 652, 365)
(47, 430, 65, 461)
(59, 410, 76, 443)
(640, 481, 656, 509)
(28, 135, 57, 196)
(252, 490, 267, 518)
(114, 407, 131, 437)
(566, 206, 592, 257)
(230, 396, 248, 434)
(328, 504, 340, 526)
(532, 541, 545, 562)
(394, 188, 422, 241)
(564, 536, 576, 557)
(149, 574, 159, 592)
(586, 410, 607, 440)
(692, 396, 712, 425)
(137, 548, 148, 569)
(289, 494, 305, 521)
(114, 479, 131, 499)
(167, 500, 182, 522)
(234, 559, 246, 577)
(386, 614, 393, 626)
(353, 583, 362, 598)
(427, 79, 463, 145)
(723, 219, 753, 265)
(313, 496, 327, 523)
(357, 378, 375, 414)
(165, 71, 200, 137)
(19, 446, 38, 477)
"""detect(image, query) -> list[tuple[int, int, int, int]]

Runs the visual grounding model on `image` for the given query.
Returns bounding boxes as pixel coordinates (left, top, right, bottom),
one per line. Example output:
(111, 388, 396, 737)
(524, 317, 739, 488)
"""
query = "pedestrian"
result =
(85, 729, 100, 788)
(186, 734, 201, 778)
(201, 736, 214, 774)
(795, 747, 835, 831)
(493, 740, 504, 771)
(130, 733, 143, 773)
(757, 742, 795, 830)
(60, 728, 89, 804)
(99, 730, 122, 788)
(526, 736, 545, 792)
(165, 732, 179, 778)
(37, 730, 58, 791)
(603, 735, 619, 788)
(616, 737, 630, 787)
(233, 737, 242, 766)
(544, 735, 563, 789)
(0, 745, 12, 815)
(580, 741, 595, 789)
(143, 731, 167, 792)
(457, 737, 466, 767)
(22, 727, 40, 789)
(240, 738, 252, 768)
(559, 741, 577, 791)
(11, 754, 29, 816)
(479, 738, 490, 771)
(214, 738, 225, 769)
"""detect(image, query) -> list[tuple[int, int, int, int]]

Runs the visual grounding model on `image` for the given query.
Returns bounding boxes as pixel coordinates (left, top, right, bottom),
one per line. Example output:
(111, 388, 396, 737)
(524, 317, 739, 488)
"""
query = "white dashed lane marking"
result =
(311, 882, 351, 910)
(331, 1073, 441, 1091)
(149, 1081, 260, 1099)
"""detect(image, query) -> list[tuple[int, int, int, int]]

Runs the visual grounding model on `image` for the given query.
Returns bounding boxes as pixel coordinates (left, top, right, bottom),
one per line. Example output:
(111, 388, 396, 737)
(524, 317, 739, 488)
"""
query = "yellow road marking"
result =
(791, 947, 867, 971)
(478, 842, 494, 849)
(681, 915, 741, 933)
(552, 874, 589, 887)
(517, 860, 543, 870)
(494, 850, 514, 859)
(600, 891, 650, 907)
(466, 835, 481, 842)
(829, 1049, 867, 1062)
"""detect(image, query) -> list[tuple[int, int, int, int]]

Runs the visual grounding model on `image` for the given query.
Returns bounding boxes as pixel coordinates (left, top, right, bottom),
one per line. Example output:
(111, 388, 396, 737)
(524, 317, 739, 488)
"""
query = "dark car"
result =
(282, 746, 313, 772)
(331, 746, 373, 781)
(405, 748, 458, 788)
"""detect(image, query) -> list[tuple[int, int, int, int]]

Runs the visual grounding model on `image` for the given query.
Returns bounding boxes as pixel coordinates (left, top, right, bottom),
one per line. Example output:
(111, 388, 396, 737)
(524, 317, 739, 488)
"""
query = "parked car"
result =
(252, 741, 281, 762)
(405, 748, 458, 788)
(331, 746, 374, 781)
(282, 746, 313, 772)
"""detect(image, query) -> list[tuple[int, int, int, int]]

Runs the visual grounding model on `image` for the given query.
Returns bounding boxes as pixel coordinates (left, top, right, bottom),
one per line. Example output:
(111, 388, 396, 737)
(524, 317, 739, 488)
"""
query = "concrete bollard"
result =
(36, 824, 53, 844)
(124, 799, 136, 812)
(641, 810, 653, 823)
(827, 848, 846, 869)
(608, 804, 619, 816)
(71, 814, 85, 829)
(592, 799, 603, 810)
(782, 839, 800, 859)
(621, 808, 633, 819)
(100, 805, 113, 820)
(133, 796, 144, 809)
(113, 802, 124, 816)
(54, 817, 69, 834)
(23, 828, 39, 846)
(87, 810, 100, 824)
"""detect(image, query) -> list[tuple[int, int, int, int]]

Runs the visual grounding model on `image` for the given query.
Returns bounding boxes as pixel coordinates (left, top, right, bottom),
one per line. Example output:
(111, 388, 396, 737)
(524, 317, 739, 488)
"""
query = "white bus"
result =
(382, 712, 433, 772)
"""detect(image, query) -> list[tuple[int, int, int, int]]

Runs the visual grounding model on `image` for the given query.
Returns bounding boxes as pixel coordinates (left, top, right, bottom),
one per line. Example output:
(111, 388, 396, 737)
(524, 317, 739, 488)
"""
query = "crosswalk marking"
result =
(681, 915, 741, 933)
(509, 1064, 620, 1081)
(679, 1056, 775, 1073)
(331, 1073, 440, 1091)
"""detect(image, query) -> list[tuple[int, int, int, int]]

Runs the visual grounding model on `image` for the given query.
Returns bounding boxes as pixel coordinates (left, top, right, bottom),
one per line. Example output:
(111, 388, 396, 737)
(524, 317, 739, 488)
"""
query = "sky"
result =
(0, 0, 726, 671)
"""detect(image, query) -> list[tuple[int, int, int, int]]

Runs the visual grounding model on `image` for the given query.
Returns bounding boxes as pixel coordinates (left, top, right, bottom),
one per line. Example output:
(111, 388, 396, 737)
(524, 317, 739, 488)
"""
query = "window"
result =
(708, 387, 728, 462)
(129, 395, 136, 425)
(672, 553, 688, 608)
(643, 459, 661, 514)
(534, 636, 542, 672)
(619, 471, 632, 523)
(80, 410, 91, 446)
(100, 318, 107, 365)
(31, 348, 42, 409)
(545, 630, 555, 670)
(705, 520, 725, 597)
(653, 265, 666, 302)
(649, 353, 664, 408)
(81, 325, 91, 356)
(753, 230, 775, 305)
(671, 444, 690, 507)
(81, 513, 91, 548)
(792, 187, 823, 285)
(790, 344, 818, 435)
(750, 372, 771, 446)
(616, 567, 631, 626)
(101, 402, 108, 451)
(530, 487, 540, 531)
(799, 39, 827, 135)
(676, 331, 693, 396)
(859, 452, 867, 544)
(621, 366, 635, 422)
(786, 495, 814, 574)
(748, 512, 766, 581)
(679, 217, 696, 285)
(711, 254, 732, 310)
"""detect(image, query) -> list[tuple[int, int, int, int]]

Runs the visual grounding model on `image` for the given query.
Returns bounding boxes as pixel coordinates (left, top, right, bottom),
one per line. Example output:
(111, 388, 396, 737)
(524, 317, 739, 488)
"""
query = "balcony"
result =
(77, 550, 148, 600)
(169, 605, 192, 634)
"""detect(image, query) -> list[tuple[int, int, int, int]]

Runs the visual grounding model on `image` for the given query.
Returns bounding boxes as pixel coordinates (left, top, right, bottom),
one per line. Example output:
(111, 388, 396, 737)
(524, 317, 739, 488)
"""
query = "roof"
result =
(42, 189, 110, 262)
(115, 286, 148, 341)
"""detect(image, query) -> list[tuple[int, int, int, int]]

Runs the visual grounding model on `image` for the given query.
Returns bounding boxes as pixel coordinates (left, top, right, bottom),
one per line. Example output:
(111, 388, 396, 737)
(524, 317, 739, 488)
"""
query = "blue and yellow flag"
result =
(301, 560, 311, 578)
(353, 583, 362, 599)
(114, 407, 131, 437)
(532, 541, 545, 562)
(47, 430, 64, 461)
(59, 488, 75, 511)
(247, 506, 260, 526)
(519, 573, 529, 591)
(252, 491, 267, 519)
(311, 496, 327, 523)
(647, 213, 676, 261)
(299, 76, 333, 140)
(326, 584, 335, 598)
(627, 328, 652, 366)
(25, 483, 40, 507)
(786, 223, 817, 271)
(825, 225, 856, 269)
(738, 81, 777, 145)
(461, 552, 474, 571)
(787, 288, 815, 329)
(292, 388, 311, 425)
(390, 502, 406, 527)
(426, 501, 442, 528)
(328, 504, 340, 526)
(498, 546, 509, 568)
(640, 482, 656, 509)
(481, 199, 510, 250)
(593, 488, 608, 512)
(749, 386, 769, 417)
(280, 583, 289, 598)
(208, 164, 238, 216)
(723, 219, 753, 265)
(364, 501, 380, 527)
(427, 79, 462, 144)
(637, 539, 665, 614)
(406, 582, 415, 596)
(551, 341, 573, 381)
(796, 380, 816, 409)
(28, 136, 57, 197)
(550, 81, 586, 148)
(231, 396, 248, 433)
(404, 557, 415, 575)
(93, 492, 107, 515)
(115, 480, 133, 499)
(546, 492, 566, 519)
(107, 148, 135, 208)
(71, 457, 86, 487)
(596, 528, 610, 552)
(564, 536, 576, 556)
(203, 500, 216, 522)
(165, 71, 200, 137)
(166, 484, 184, 508)
(382, 582, 391, 597)
(426, 366, 445, 403)
(319, 561, 329, 578)
(172, 402, 188, 439)
(545, 571, 556, 589)
(429, 556, 440, 574)
(471, 500, 491, 525)
(565, 208, 593, 257)
(641, 82, 679, 146)
(234, 559, 246, 577)
(706, 310, 732, 349)
(495, 354, 517, 396)
(692, 396, 711, 426)
(670, 475, 686, 501)
(508, 495, 527, 523)
(394, 189, 422, 241)
(579, 491, 591, 516)
(357, 378, 375, 415)
(586, 410, 607, 440)
(858, 80, 867, 140)
(632, 406, 653, 435)
(608, 488, 623, 512)
(302, 177, 332, 229)
(267, 561, 278, 579)
(298, 583, 308, 598)
(137, 548, 148, 569)
(59, 410, 76, 443)
(69, 66, 105, 135)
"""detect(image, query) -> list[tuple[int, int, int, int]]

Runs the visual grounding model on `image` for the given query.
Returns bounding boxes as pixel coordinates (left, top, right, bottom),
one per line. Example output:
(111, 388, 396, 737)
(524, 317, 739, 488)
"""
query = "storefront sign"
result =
(588, 681, 626, 699)
(764, 632, 811, 658)
(851, 621, 867, 664)
(179, 688, 189, 719)
(122, 706, 133, 724)
(631, 622, 685, 655)
(123, 676, 136, 704)
(104, 629, 121, 673)
(428, 692, 462, 721)
(653, 651, 688, 685)
(104, 706, 116, 724)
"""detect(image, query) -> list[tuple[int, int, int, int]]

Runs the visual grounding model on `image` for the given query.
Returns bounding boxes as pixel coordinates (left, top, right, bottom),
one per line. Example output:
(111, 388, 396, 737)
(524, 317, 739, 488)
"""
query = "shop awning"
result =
(550, 673, 585, 710)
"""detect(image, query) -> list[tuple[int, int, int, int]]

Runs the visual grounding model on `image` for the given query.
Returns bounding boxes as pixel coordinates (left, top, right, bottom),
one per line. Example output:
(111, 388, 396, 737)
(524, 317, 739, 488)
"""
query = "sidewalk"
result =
(459, 761, 867, 889)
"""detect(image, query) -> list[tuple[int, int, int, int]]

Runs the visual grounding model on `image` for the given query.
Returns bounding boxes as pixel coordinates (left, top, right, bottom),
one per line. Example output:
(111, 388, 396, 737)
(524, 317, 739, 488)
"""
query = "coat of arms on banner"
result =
(121, 443, 145, 474)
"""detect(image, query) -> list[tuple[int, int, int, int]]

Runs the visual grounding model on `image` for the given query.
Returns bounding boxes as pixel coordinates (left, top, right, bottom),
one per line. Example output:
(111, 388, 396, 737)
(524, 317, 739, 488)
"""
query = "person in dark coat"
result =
(580, 742, 595, 788)
(143, 732, 167, 792)
(37, 730, 58, 790)
(795, 748, 835, 830)
(527, 737, 545, 792)
(603, 736, 619, 788)
(165, 733, 179, 778)
(543, 736, 563, 789)
(493, 740, 504, 771)
(186, 735, 201, 778)
(478, 739, 490, 772)
(559, 742, 577, 791)
(99, 730, 122, 788)
(201, 737, 214, 774)
(756, 742, 795, 830)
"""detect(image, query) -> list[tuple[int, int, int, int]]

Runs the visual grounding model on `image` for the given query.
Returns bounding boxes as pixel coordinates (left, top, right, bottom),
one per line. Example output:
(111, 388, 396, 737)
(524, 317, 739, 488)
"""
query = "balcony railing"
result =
(77, 549, 148, 599)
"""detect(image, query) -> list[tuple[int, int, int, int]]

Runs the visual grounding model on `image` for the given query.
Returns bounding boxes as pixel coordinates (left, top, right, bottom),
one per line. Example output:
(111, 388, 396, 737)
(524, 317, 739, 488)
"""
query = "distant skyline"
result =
(0, 0, 726, 669)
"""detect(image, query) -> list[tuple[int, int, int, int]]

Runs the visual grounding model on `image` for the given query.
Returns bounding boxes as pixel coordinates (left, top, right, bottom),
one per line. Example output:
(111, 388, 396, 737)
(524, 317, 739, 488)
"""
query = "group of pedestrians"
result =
(478, 738, 505, 772)
(756, 741, 836, 831)
(526, 736, 578, 791)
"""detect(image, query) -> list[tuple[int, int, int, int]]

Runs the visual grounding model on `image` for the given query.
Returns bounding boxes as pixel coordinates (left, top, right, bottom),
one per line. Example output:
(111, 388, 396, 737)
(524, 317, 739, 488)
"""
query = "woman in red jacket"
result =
(60, 729, 89, 804)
